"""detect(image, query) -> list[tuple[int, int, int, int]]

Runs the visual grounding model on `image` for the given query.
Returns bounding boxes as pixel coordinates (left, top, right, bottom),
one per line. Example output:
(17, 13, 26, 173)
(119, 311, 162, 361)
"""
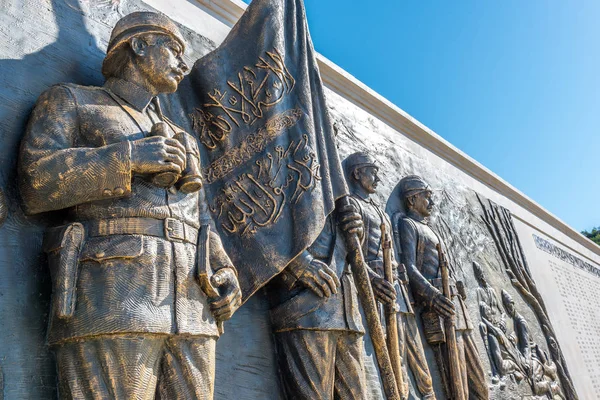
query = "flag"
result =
(187, 0, 348, 300)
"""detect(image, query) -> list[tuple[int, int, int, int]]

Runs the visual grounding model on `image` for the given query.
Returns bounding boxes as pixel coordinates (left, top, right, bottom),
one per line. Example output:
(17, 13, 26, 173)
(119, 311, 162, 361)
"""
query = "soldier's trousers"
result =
(274, 330, 367, 400)
(55, 334, 216, 400)
(398, 313, 436, 399)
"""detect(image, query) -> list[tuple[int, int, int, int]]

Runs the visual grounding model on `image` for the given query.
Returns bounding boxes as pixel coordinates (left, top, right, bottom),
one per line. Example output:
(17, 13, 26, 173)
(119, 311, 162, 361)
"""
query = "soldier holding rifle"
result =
(346, 153, 436, 400)
(397, 175, 488, 400)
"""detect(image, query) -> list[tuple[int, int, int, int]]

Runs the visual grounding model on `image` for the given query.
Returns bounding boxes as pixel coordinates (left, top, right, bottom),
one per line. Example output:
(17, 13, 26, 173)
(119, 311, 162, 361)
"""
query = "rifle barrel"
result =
(382, 223, 405, 399)
(438, 243, 466, 400)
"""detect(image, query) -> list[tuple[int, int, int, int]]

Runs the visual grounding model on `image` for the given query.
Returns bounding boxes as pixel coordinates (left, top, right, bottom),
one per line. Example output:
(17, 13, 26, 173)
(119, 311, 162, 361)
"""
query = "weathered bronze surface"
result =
(18, 11, 241, 399)
(396, 175, 489, 400)
(345, 153, 435, 400)
(2, 0, 586, 398)
(474, 261, 565, 397)
(185, 0, 401, 397)
(185, 0, 348, 305)
(479, 197, 575, 399)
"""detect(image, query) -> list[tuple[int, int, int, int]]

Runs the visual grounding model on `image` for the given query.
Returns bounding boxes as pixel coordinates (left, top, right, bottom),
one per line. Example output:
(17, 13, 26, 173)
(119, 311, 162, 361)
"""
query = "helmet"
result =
(398, 175, 430, 201)
(343, 152, 378, 178)
(107, 12, 185, 54)
(103, 12, 185, 69)
(501, 289, 513, 307)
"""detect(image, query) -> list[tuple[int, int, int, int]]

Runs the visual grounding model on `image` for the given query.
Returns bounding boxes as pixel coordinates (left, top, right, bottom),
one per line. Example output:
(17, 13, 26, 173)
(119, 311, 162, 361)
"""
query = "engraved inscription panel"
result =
(516, 224, 600, 399)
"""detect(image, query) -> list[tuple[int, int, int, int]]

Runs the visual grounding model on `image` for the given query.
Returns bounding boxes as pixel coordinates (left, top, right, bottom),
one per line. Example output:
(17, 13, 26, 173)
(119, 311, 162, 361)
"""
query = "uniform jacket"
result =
(348, 194, 413, 315)
(510, 312, 531, 360)
(19, 79, 233, 344)
(398, 211, 473, 331)
(266, 215, 364, 334)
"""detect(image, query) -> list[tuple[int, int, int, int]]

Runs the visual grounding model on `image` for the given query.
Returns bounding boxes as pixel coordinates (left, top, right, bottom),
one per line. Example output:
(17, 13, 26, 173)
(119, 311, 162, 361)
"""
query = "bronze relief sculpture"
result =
(395, 176, 489, 400)
(19, 12, 241, 399)
(9, 0, 579, 398)
(475, 259, 564, 397)
(264, 179, 369, 399)
(345, 153, 436, 400)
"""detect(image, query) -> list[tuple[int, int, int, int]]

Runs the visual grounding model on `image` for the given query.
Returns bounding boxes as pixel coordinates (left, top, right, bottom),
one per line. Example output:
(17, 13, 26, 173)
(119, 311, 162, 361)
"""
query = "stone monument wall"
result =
(0, 0, 597, 399)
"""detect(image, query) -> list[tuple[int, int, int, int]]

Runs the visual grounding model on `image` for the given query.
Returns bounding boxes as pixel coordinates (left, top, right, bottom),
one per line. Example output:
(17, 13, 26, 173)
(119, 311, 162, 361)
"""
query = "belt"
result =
(86, 217, 198, 244)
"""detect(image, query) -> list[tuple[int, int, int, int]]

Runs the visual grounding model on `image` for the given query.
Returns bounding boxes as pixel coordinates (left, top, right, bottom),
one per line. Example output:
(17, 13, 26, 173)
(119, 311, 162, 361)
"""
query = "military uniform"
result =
(476, 275, 506, 379)
(20, 63, 234, 399)
(501, 290, 531, 362)
(266, 215, 367, 400)
(399, 209, 488, 399)
(350, 194, 436, 400)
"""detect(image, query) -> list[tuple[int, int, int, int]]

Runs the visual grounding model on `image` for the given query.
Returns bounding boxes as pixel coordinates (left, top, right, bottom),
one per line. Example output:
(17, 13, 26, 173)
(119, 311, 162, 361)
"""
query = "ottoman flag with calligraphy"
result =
(187, 0, 348, 300)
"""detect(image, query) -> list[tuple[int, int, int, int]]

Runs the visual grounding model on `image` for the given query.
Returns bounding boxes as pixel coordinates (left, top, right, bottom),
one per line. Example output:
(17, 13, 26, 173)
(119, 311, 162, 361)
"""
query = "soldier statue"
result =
(265, 174, 368, 398)
(396, 175, 489, 400)
(345, 152, 436, 400)
(473, 261, 507, 382)
(19, 12, 242, 399)
(501, 289, 531, 364)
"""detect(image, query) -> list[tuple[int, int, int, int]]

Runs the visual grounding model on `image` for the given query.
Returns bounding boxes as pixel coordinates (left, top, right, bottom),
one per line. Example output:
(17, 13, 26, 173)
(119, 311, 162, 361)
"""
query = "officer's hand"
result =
(337, 204, 364, 239)
(208, 268, 242, 321)
(130, 136, 186, 175)
(298, 259, 341, 298)
(432, 292, 455, 319)
(370, 273, 397, 305)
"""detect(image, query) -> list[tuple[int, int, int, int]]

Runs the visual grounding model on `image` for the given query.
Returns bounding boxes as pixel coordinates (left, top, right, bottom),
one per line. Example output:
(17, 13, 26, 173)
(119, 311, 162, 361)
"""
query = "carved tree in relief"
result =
(477, 196, 578, 400)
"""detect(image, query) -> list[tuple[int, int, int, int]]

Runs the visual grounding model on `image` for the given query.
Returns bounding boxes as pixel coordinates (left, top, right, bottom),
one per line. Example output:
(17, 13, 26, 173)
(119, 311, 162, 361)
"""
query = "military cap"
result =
(398, 175, 431, 200)
(343, 152, 378, 178)
(501, 289, 513, 305)
(106, 12, 185, 57)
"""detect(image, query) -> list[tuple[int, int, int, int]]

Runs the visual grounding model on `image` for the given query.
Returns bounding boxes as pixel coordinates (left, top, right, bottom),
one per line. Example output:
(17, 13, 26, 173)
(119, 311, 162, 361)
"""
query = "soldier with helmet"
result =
(396, 175, 489, 400)
(345, 153, 436, 400)
(19, 12, 241, 399)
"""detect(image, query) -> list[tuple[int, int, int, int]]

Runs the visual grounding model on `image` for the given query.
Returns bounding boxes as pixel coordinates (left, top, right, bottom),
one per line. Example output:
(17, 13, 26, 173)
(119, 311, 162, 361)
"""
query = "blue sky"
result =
(243, 0, 600, 232)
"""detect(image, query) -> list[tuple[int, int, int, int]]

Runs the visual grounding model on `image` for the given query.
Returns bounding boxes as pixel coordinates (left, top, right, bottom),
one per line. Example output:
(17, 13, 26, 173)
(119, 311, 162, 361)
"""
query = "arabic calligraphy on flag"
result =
(187, 0, 347, 299)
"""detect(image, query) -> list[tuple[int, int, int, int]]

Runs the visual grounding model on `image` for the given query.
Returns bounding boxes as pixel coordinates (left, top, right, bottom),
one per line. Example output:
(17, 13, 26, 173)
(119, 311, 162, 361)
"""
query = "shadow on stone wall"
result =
(0, 0, 104, 398)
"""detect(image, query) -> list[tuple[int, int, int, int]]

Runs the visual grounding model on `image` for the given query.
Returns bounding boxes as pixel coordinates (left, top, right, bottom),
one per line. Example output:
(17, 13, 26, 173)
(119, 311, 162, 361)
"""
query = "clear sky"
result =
(243, 0, 600, 232)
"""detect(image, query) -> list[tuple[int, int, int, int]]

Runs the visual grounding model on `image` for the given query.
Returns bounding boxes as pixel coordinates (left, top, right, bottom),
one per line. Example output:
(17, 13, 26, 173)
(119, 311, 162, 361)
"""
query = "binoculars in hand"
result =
(149, 122, 203, 194)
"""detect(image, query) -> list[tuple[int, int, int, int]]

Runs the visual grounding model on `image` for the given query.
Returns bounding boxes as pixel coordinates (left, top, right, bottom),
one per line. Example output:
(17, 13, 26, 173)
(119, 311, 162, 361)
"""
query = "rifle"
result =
(381, 222, 406, 399)
(437, 243, 466, 400)
(337, 196, 401, 400)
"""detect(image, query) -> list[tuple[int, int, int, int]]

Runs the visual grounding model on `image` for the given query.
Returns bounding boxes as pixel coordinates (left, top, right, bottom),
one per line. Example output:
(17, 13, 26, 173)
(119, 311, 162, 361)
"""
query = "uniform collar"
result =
(407, 209, 429, 224)
(104, 78, 155, 112)
(350, 191, 371, 203)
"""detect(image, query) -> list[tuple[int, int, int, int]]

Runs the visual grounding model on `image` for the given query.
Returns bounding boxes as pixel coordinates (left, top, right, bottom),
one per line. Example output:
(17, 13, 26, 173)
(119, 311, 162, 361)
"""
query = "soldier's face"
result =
(355, 166, 380, 194)
(504, 299, 515, 315)
(411, 190, 434, 217)
(135, 35, 189, 94)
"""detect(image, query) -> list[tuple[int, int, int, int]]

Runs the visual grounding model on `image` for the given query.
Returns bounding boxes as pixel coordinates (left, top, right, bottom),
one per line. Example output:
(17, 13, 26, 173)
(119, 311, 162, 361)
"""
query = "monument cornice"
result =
(192, 0, 600, 259)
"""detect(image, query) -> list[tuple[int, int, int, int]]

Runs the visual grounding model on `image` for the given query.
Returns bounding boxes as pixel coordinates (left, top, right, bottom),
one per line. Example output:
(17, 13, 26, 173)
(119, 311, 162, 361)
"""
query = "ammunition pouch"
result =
(421, 309, 445, 344)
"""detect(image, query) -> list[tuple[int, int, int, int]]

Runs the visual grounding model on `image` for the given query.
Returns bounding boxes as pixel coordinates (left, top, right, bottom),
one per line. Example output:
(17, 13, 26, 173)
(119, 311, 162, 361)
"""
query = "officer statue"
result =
(345, 153, 436, 400)
(396, 175, 489, 400)
(19, 12, 241, 399)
